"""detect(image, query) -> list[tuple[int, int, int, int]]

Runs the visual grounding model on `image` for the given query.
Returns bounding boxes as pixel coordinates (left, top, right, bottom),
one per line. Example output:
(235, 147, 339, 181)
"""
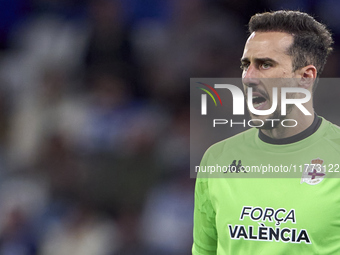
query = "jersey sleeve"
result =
(192, 176, 217, 255)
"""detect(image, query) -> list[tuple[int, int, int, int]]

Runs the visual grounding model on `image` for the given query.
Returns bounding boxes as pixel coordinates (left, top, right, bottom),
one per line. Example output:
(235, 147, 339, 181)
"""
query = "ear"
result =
(297, 65, 317, 89)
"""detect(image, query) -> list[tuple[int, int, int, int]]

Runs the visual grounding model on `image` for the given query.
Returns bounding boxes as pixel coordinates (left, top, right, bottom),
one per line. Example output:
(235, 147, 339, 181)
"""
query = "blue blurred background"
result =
(0, 0, 339, 254)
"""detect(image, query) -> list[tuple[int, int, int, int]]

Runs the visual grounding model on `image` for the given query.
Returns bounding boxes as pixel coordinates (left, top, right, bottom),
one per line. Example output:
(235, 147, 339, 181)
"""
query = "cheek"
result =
(277, 69, 291, 78)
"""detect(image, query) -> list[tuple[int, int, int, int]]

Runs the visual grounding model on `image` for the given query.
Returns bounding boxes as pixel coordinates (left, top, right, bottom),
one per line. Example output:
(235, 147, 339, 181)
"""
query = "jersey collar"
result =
(258, 113, 322, 145)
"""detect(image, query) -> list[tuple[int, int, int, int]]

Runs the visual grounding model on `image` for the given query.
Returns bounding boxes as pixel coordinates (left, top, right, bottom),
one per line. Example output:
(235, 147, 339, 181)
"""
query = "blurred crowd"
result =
(0, 0, 339, 254)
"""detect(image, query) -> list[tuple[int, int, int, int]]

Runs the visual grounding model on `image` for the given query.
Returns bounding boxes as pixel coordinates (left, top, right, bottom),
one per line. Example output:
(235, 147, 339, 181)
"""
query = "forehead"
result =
(242, 31, 293, 59)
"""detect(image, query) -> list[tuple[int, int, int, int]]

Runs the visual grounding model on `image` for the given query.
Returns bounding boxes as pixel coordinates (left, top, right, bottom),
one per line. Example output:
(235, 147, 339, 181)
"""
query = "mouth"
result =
(252, 93, 267, 110)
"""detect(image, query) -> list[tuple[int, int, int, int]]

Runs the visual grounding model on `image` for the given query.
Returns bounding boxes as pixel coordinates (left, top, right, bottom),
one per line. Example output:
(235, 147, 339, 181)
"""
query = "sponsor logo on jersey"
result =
(300, 158, 326, 185)
(228, 206, 311, 244)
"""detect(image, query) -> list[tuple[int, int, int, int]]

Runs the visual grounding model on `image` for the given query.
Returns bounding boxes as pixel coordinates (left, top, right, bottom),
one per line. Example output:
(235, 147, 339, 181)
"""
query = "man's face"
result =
(241, 31, 299, 128)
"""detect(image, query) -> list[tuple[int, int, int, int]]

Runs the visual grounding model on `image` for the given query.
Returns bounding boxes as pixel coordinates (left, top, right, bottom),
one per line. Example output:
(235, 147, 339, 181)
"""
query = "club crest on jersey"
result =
(300, 158, 326, 185)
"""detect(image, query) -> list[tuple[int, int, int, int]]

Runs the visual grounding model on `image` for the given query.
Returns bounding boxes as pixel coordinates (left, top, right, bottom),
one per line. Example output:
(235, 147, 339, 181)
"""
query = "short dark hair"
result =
(248, 10, 333, 77)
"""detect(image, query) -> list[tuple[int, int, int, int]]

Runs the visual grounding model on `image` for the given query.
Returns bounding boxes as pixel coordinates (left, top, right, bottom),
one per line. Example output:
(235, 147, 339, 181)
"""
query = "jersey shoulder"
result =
(321, 118, 340, 150)
(322, 118, 340, 135)
(203, 128, 257, 159)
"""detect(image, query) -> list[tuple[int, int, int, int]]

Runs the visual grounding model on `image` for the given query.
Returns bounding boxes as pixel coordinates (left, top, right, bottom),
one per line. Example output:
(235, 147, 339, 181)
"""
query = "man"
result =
(192, 10, 340, 254)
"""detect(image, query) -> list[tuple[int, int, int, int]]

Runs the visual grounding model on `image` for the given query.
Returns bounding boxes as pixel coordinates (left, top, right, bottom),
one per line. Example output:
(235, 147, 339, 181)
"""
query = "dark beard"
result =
(248, 110, 282, 130)
(248, 102, 295, 130)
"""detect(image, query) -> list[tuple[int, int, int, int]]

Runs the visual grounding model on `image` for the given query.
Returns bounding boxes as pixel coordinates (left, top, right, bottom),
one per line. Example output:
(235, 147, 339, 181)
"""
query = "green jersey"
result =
(193, 117, 340, 254)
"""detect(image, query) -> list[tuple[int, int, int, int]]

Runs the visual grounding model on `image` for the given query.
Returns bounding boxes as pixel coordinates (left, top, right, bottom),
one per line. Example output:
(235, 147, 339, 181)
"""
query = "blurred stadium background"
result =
(0, 0, 339, 254)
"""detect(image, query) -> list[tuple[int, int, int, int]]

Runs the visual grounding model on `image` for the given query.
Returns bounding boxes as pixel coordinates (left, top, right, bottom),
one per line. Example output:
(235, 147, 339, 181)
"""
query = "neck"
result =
(260, 107, 315, 139)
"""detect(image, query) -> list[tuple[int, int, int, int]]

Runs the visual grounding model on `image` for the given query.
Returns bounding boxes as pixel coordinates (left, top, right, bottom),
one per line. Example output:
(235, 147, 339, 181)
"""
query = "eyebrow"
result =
(240, 57, 279, 65)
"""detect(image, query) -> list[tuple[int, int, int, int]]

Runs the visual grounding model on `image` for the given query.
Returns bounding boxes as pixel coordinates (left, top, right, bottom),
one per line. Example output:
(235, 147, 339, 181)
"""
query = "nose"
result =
(242, 64, 260, 87)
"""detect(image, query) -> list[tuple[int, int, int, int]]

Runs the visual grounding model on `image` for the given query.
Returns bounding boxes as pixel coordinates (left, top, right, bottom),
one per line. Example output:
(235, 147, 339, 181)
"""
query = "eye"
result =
(261, 62, 272, 69)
